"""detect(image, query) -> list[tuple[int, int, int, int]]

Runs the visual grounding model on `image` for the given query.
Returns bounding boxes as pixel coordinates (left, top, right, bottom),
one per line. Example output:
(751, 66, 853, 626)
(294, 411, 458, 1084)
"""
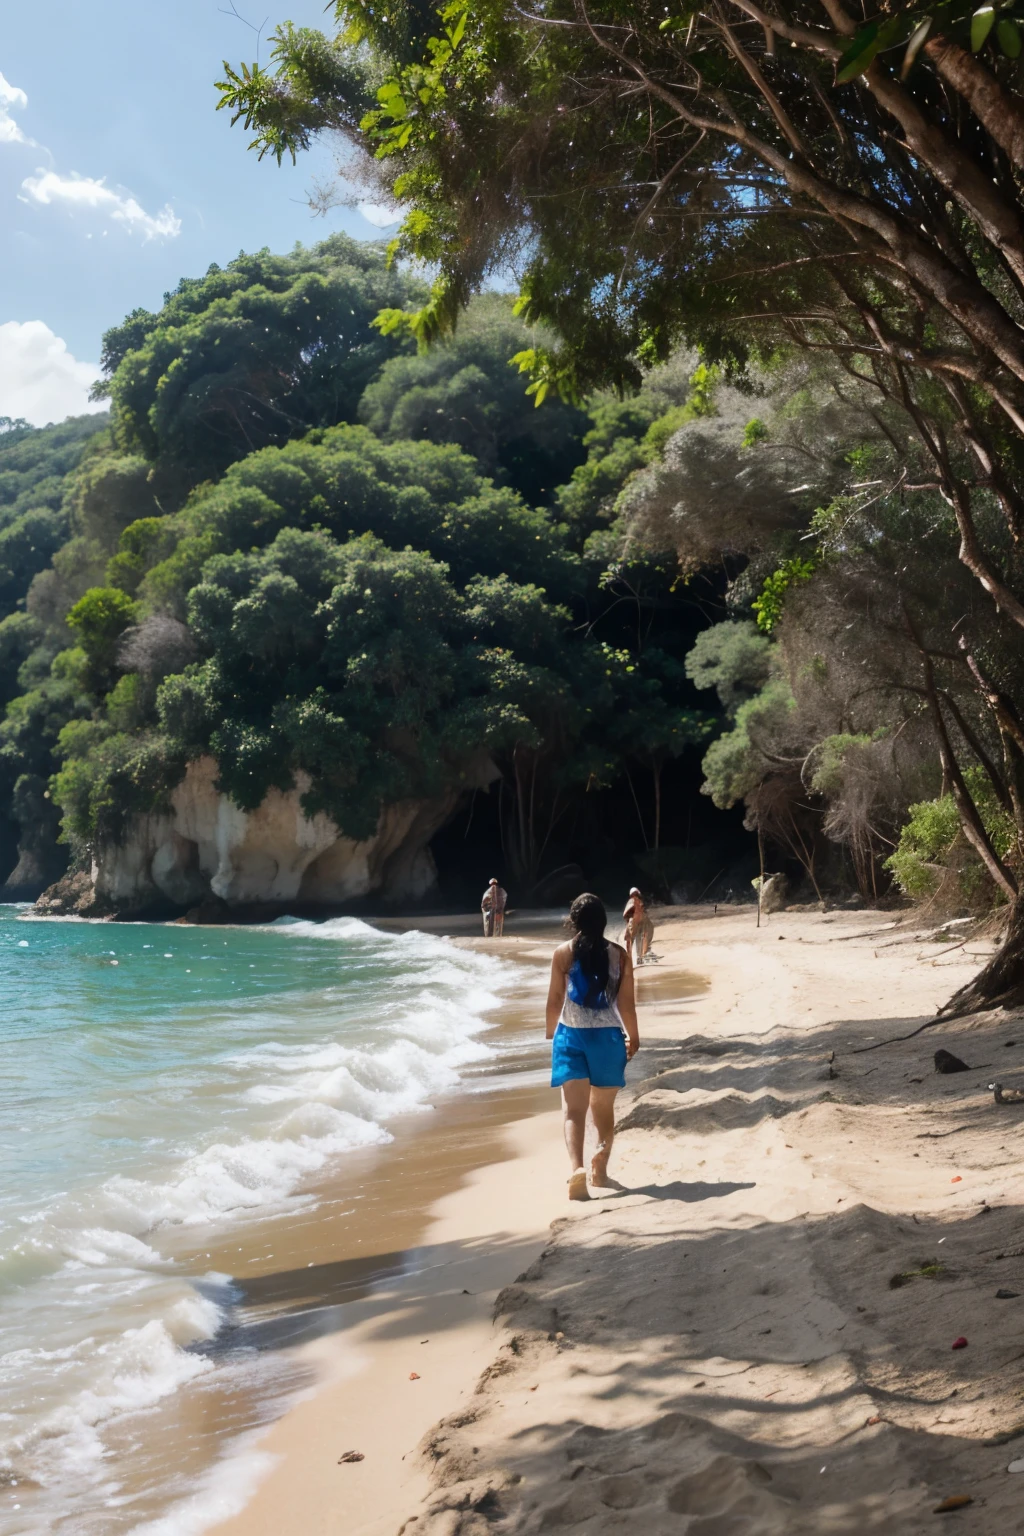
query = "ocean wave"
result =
(61, 1228, 169, 1269)
(0, 917, 522, 1533)
(102, 1108, 392, 1231)
(263, 914, 381, 940)
(1, 1304, 222, 1483)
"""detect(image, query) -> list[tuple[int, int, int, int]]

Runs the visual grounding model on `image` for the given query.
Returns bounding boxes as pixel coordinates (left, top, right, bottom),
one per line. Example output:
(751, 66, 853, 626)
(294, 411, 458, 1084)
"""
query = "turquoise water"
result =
(0, 907, 515, 1534)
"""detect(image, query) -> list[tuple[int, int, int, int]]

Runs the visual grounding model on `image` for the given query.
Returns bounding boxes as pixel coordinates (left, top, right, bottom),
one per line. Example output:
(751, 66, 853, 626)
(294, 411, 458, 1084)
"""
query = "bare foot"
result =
(590, 1143, 612, 1187)
(567, 1168, 590, 1201)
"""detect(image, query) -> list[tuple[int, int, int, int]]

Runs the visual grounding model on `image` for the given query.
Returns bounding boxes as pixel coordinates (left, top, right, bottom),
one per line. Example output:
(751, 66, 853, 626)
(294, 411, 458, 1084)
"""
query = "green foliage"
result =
(685, 622, 775, 716)
(52, 731, 186, 846)
(106, 516, 178, 595)
(357, 295, 588, 504)
(66, 588, 138, 694)
(147, 525, 588, 840)
(68, 454, 161, 548)
(885, 769, 1016, 903)
(886, 791, 961, 898)
(555, 361, 696, 537)
(0, 508, 69, 621)
(210, 0, 1024, 925)
(0, 414, 109, 531)
(102, 236, 425, 484)
(0, 613, 42, 710)
(809, 733, 878, 797)
(832, 1, 1024, 85)
(0, 230, 728, 893)
(136, 425, 580, 614)
(699, 678, 796, 810)
(752, 558, 818, 634)
(216, 23, 376, 164)
(0, 667, 92, 872)
(0, 413, 110, 622)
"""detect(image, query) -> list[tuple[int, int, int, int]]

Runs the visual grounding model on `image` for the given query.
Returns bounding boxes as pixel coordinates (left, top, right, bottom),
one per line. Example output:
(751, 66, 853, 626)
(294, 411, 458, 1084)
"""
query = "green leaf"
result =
(998, 16, 1022, 54)
(449, 8, 467, 48)
(371, 306, 415, 337)
(836, 21, 880, 83)
(901, 17, 933, 78)
(971, 5, 996, 50)
(875, 14, 915, 50)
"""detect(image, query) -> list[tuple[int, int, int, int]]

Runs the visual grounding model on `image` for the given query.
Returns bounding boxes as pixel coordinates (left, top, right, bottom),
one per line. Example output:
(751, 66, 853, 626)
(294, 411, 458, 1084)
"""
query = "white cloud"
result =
(358, 201, 403, 228)
(21, 170, 181, 240)
(0, 70, 29, 145)
(0, 321, 106, 427)
(1, 73, 180, 240)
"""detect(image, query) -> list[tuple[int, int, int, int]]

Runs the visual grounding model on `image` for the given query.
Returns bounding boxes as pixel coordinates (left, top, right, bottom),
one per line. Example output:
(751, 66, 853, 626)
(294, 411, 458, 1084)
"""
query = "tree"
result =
(613, 684, 715, 856)
(51, 435, 616, 888)
(99, 235, 425, 486)
(66, 588, 139, 696)
(127, 423, 582, 616)
(685, 623, 774, 717)
(359, 293, 589, 504)
(0, 413, 110, 623)
(216, 0, 1024, 1009)
(0, 662, 91, 890)
(659, 360, 1022, 905)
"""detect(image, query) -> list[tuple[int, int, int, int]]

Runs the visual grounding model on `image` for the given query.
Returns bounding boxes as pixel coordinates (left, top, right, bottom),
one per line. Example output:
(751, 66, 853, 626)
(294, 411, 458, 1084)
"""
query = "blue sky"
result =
(1, 0, 393, 425)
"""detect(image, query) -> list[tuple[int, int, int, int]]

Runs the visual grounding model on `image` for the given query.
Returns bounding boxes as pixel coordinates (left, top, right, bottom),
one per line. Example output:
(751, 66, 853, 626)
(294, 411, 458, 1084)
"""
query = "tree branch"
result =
(904, 605, 1017, 899)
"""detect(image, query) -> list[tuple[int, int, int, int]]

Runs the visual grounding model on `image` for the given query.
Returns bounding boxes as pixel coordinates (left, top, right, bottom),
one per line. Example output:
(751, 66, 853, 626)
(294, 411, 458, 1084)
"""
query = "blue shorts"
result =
(550, 1024, 627, 1089)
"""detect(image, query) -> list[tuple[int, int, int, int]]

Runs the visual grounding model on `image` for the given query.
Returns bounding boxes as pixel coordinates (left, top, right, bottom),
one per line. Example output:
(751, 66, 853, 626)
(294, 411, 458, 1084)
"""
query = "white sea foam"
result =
(2, 1310, 220, 1485)
(102, 1110, 392, 1231)
(62, 1228, 168, 1268)
(0, 910, 521, 1534)
(127, 1443, 279, 1536)
(264, 914, 380, 940)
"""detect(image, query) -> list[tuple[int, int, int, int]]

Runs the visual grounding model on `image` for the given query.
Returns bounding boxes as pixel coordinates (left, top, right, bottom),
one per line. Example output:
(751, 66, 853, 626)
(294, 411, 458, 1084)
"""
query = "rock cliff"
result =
(34, 755, 496, 918)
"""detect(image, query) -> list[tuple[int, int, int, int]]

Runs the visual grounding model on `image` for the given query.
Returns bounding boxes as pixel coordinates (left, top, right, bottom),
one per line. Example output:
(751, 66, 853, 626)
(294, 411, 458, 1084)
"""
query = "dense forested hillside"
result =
(9, 225, 1014, 936)
(210, 0, 1024, 1011)
(0, 234, 744, 907)
(0, 413, 112, 886)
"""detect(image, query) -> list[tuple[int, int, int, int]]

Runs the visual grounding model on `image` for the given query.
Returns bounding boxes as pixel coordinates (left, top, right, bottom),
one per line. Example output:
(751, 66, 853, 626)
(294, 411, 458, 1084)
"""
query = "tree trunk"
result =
(939, 898, 1024, 1018)
(624, 766, 649, 851)
(514, 750, 528, 877)
(926, 36, 1024, 173)
(653, 760, 662, 853)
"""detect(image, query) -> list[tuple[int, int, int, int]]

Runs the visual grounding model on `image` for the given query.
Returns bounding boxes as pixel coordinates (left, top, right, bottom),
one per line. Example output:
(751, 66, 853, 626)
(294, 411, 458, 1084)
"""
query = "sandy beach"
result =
(211, 903, 1024, 1534)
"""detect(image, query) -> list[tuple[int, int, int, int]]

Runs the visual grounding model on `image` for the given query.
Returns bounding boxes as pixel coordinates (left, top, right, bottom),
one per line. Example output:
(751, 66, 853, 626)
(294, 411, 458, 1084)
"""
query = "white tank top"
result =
(560, 942, 624, 1030)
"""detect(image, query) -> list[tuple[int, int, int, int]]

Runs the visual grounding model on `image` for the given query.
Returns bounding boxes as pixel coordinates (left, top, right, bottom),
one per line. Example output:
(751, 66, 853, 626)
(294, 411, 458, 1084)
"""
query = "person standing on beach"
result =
(481, 877, 507, 937)
(623, 886, 653, 966)
(546, 893, 640, 1200)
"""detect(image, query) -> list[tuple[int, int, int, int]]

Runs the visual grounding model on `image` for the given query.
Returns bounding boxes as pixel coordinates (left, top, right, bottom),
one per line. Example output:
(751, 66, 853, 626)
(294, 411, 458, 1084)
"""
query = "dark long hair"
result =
(568, 892, 609, 1005)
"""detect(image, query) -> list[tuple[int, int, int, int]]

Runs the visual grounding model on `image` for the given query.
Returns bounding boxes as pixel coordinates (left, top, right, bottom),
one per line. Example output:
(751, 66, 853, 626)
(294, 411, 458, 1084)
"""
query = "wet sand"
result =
(54, 916, 698, 1535)
(201, 918, 706, 1536)
(2, 934, 555, 1534)
(387, 906, 1024, 1535)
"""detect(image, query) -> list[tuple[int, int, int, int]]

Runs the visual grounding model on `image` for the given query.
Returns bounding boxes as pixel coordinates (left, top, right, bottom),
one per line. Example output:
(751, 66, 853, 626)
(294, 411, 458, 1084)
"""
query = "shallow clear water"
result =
(0, 907, 517, 1533)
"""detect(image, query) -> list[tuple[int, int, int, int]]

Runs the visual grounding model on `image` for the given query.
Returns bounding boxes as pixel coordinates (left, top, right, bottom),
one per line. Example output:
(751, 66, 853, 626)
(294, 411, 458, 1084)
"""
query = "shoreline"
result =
(389, 907, 1024, 1534)
(0, 908, 568, 1535)
(202, 916, 709, 1536)
(214, 901, 1024, 1535)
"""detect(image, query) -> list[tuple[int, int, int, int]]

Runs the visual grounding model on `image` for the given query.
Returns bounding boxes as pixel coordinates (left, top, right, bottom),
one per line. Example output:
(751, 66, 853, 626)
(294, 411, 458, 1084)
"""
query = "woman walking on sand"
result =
(545, 893, 640, 1201)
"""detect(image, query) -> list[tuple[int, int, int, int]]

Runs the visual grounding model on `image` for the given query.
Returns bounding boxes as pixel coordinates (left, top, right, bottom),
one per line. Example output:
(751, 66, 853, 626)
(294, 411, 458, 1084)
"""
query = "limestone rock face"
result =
(37, 755, 496, 916)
